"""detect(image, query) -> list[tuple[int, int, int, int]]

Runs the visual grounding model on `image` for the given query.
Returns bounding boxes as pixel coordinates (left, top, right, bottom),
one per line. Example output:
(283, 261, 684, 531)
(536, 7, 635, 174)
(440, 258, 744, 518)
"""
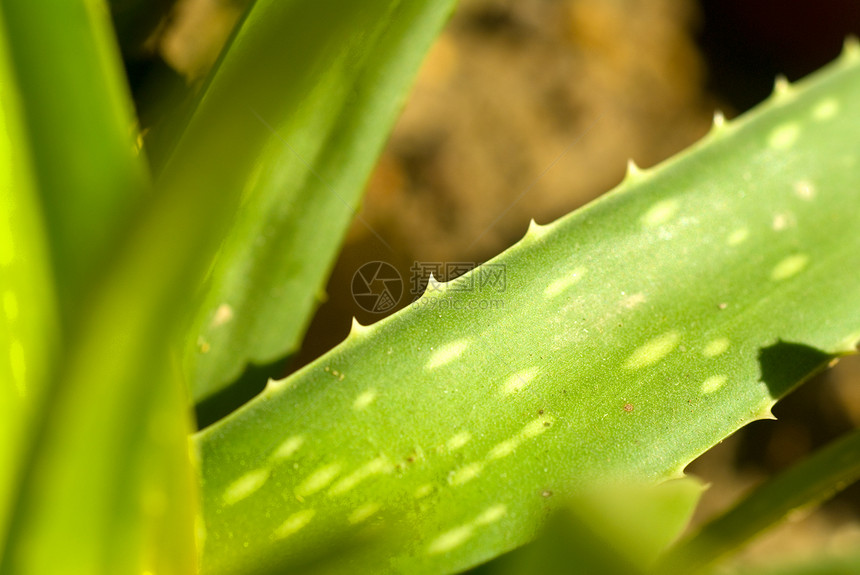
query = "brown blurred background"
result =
(117, 0, 860, 568)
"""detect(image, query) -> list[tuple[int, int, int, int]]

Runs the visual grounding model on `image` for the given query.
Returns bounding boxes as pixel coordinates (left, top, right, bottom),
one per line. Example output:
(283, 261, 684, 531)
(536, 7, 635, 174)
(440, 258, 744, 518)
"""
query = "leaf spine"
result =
(772, 75, 792, 100)
(843, 35, 859, 61)
(349, 316, 370, 338)
(526, 218, 549, 240)
(625, 158, 644, 181)
(425, 272, 445, 296)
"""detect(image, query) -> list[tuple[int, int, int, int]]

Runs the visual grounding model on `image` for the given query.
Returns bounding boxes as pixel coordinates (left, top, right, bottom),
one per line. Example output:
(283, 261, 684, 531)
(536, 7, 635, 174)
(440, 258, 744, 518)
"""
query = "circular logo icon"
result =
(351, 261, 403, 313)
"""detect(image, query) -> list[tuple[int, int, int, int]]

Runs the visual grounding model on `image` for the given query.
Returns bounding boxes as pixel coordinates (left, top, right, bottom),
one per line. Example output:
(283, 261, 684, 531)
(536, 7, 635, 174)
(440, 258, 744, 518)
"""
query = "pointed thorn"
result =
(527, 218, 549, 239)
(426, 272, 445, 294)
(835, 334, 860, 354)
(773, 75, 792, 98)
(844, 35, 860, 60)
(667, 466, 688, 481)
(350, 317, 369, 338)
(757, 401, 778, 421)
(626, 158, 643, 180)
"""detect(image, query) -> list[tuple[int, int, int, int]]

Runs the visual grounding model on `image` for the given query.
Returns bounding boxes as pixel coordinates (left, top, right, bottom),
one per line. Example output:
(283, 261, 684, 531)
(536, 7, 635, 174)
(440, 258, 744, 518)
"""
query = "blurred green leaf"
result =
(195, 46, 860, 574)
(174, 0, 456, 405)
(474, 478, 703, 575)
(0, 2, 201, 573)
(659, 425, 860, 573)
(730, 554, 860, 575)
(0, 0, 148, 321)
(0, 18, 58, 559)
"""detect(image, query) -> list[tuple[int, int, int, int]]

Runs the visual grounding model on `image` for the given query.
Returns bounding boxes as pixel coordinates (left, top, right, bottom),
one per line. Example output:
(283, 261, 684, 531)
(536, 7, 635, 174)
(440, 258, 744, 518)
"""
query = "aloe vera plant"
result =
(2, 1, 860, 574)
(194, 39, 860, 575)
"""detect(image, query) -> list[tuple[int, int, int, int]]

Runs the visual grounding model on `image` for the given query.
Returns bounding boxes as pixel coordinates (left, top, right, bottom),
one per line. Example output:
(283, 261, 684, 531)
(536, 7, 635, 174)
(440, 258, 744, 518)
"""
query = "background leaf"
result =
(660, 426, 860, 573)
(173, 0, 457, 407)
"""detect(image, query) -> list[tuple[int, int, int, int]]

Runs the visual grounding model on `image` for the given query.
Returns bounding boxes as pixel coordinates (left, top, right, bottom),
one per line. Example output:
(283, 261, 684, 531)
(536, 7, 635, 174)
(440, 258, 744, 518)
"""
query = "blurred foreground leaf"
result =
(474, 478, 703, 575)
(0, 1, 208, 572)
(0, 15, 58, 558)
(0, 0, 148, 319)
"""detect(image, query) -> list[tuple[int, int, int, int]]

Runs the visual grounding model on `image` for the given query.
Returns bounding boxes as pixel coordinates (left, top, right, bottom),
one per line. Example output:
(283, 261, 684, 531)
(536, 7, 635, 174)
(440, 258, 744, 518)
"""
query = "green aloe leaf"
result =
(0, 2, 200, 573)
(659, 426, 860, 573)
(174, 0, 456, 405)
(0, 17, 58, 557)
(733, 554, 860, 575)
(196, 44, 860, 574)
(0, 0, 148, 319)
(474, 478, 704, 575)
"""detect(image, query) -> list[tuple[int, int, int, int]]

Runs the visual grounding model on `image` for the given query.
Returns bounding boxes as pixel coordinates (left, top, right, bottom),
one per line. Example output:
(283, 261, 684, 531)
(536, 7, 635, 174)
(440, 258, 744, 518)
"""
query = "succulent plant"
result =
(1, 1, 858, 574)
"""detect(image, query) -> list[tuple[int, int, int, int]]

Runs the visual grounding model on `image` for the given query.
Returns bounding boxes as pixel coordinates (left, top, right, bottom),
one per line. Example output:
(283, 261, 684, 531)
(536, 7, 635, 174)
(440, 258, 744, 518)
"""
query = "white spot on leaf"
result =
(641, 199, 680, 227)
(348, 502, 380, 524)
(428, 505, 508, 555)
(328, 457, 392, 496)
(624, 332, 680, 369)
(427, 340, 470, 370)
(794, 180, 815, 200)
(223, 469, 270, 506)
(768, 124, 800, 149)
(272, 436, 305, 461)
(296, 463, 342, 497)
(813, 99, 838, 120)
(501, 367, 539, 395)
(727, 228, 749, 246)
(521, 416, 554, 438)
(273, 510, 315, 540)
(428, 524, 474, 554)
(352, 389, 377, 411)
(475, 504, 507, 525)
(771, 254, 809, 281)
(487, 438, 521, 460)
(703, 338, 730, 357)
(448, 462, 484, 486)
(621, 292, 646, 309)
(544, 267, 586, 298)
(446, 431, 472, 451)
(772, 212, 794, 231)
(701, 375, 728, 394)
(211, 304, 234, 328)
(414, 484, 434, 499)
